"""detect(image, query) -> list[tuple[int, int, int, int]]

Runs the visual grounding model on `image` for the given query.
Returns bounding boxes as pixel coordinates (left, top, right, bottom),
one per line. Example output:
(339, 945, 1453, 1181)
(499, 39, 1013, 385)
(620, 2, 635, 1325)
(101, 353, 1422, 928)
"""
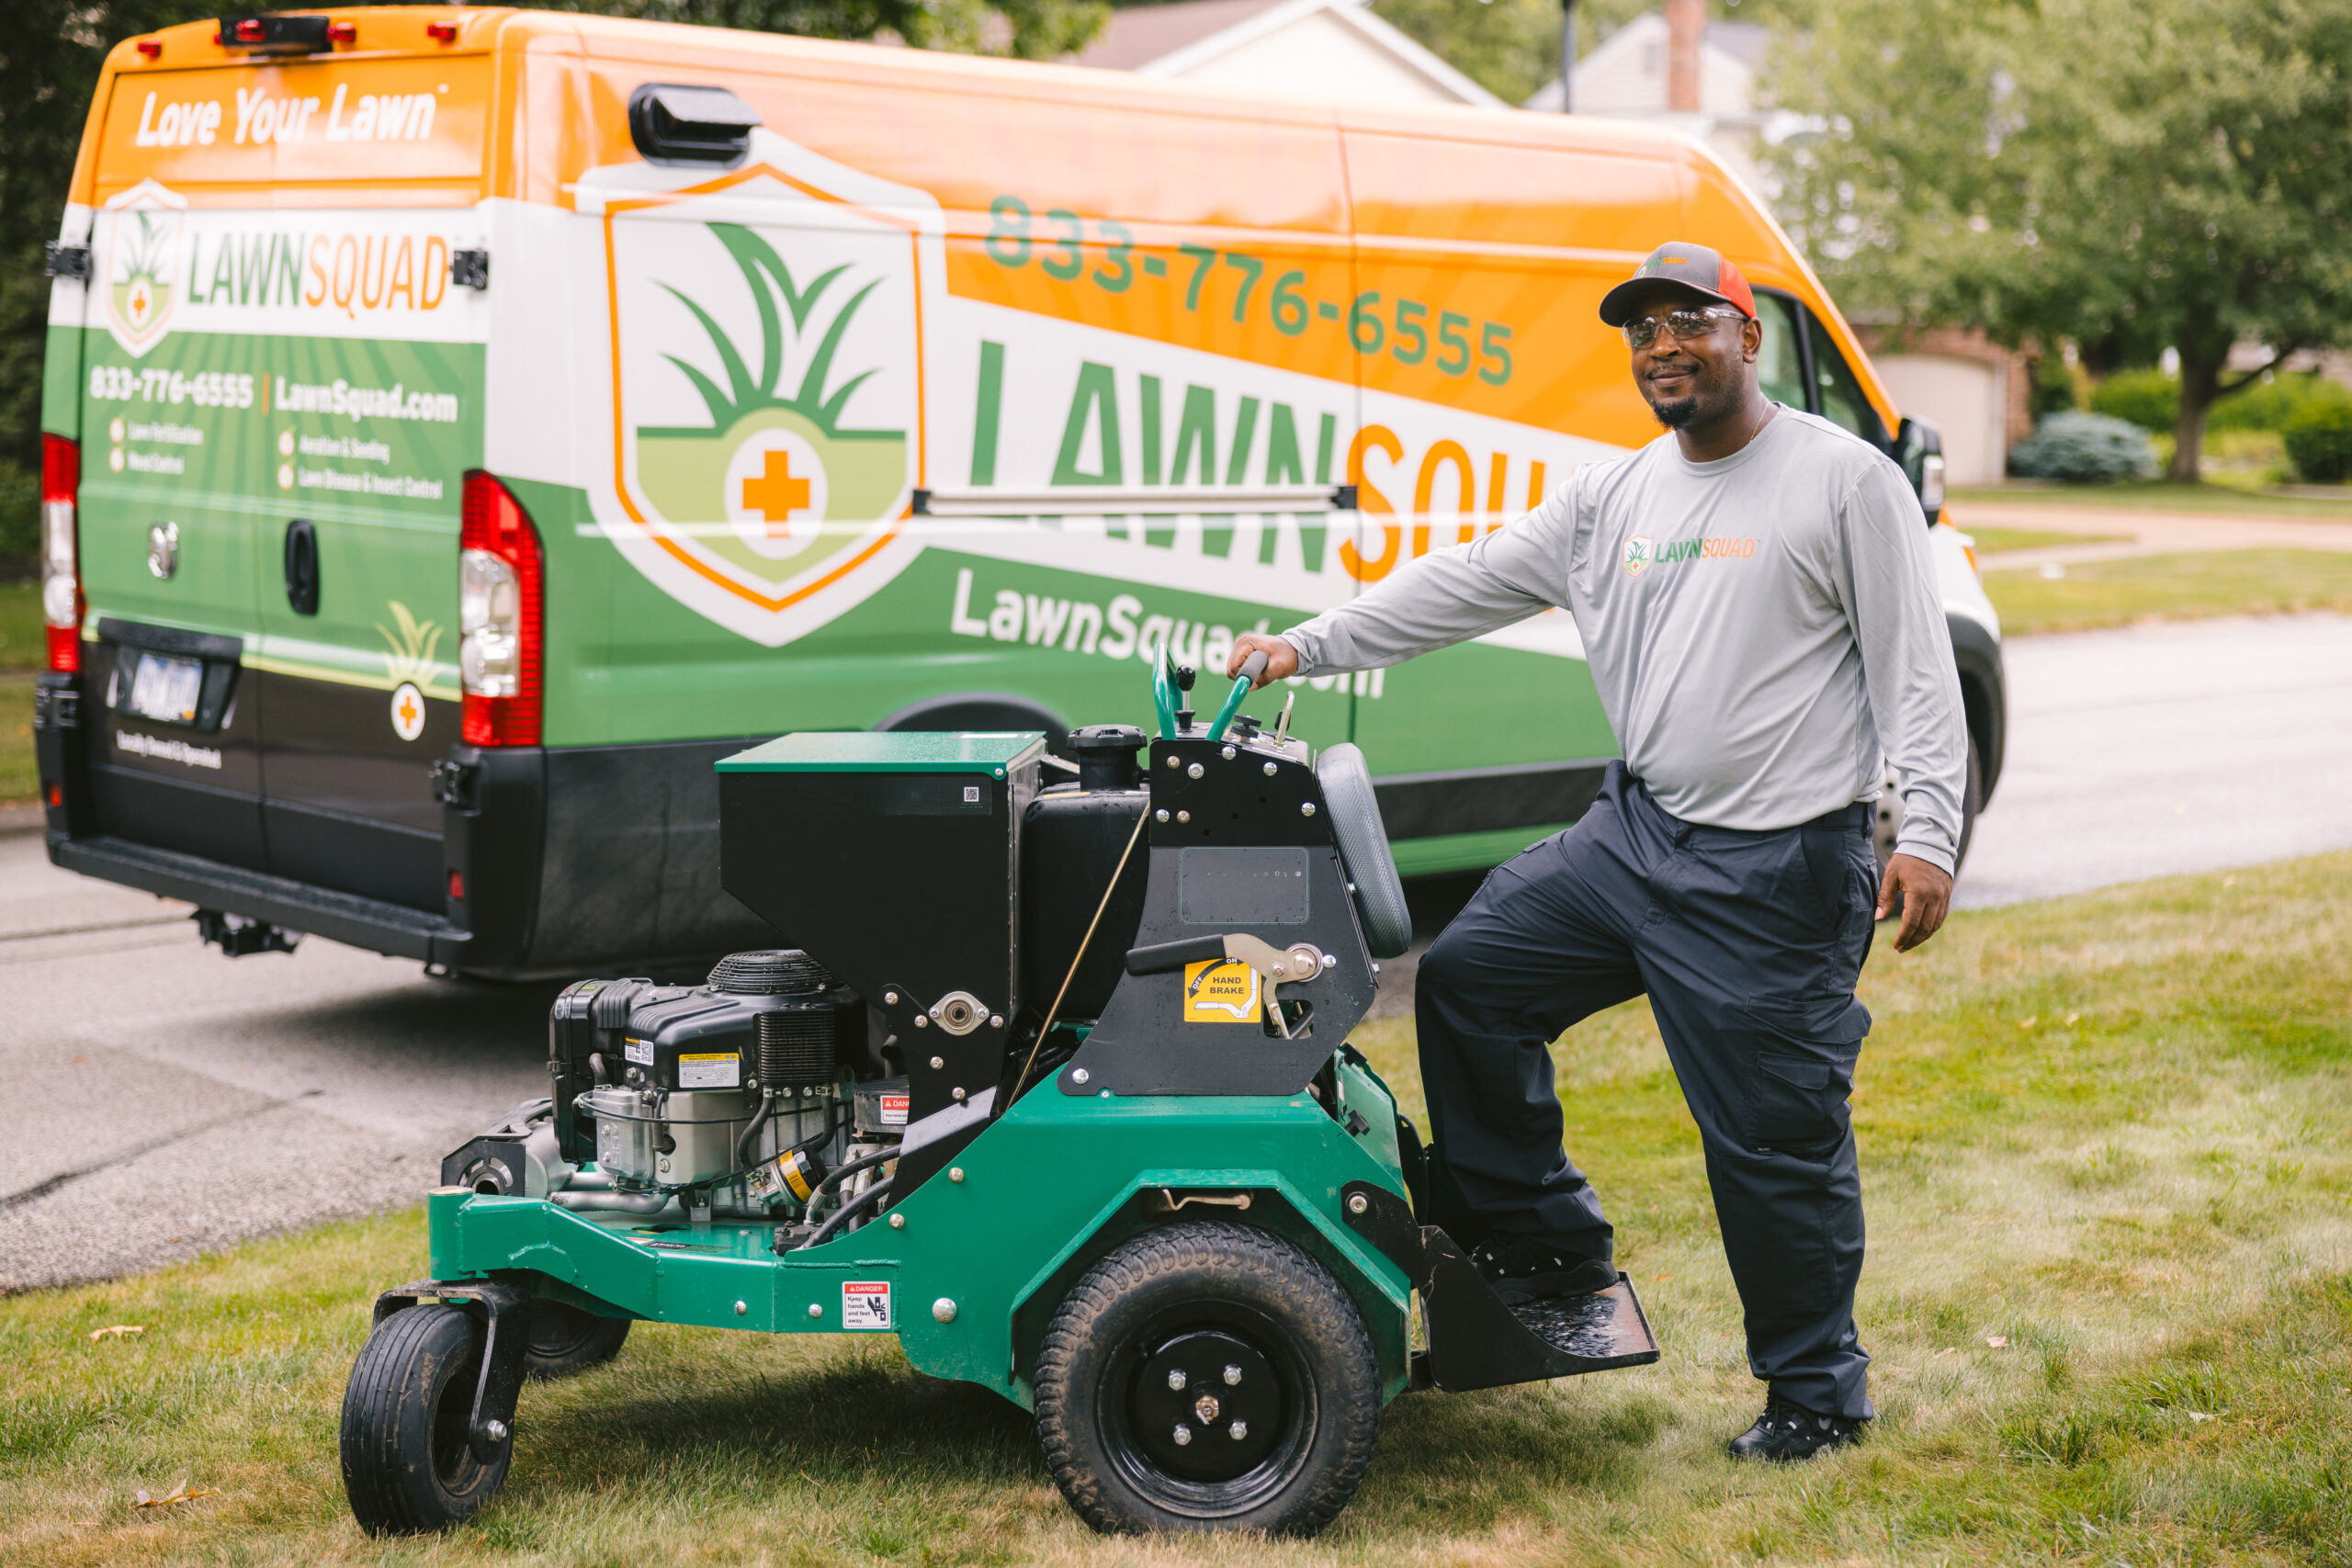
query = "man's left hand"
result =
(1876, 852, 1953, 952)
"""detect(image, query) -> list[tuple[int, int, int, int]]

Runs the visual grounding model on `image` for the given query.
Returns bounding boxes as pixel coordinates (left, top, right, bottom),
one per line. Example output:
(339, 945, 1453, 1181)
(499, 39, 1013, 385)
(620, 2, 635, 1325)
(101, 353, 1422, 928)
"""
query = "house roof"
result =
(1075, 0, 1503, 106)
(1704, 19, 1768, 69)
(1075, 0, 1291, 73)
(1523, 9, 1766, 114)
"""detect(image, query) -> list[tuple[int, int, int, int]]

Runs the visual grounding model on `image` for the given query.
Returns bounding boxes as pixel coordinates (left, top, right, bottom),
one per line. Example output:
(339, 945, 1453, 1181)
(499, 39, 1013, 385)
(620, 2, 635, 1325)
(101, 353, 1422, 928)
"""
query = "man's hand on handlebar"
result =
(1227, 633, 1299, 689)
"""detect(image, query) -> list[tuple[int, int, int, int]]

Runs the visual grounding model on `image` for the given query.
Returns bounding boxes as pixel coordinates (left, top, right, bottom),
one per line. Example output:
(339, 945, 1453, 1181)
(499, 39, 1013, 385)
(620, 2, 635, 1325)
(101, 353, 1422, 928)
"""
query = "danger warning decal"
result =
(1182, 956, 1261, 1024)
(842, 1280, 893, 1330)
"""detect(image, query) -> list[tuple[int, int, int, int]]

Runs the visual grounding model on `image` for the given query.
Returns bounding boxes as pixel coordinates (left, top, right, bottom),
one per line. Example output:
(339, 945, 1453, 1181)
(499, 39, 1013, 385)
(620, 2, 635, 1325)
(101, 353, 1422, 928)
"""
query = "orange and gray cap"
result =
(1598, 242, 1757, 327)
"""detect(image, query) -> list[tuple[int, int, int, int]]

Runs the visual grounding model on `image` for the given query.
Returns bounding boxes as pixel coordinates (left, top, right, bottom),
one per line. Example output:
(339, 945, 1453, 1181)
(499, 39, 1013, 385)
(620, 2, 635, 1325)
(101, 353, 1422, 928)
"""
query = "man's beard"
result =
(1647, 392, 1700, 428)
(1643, 362, 1731, 430)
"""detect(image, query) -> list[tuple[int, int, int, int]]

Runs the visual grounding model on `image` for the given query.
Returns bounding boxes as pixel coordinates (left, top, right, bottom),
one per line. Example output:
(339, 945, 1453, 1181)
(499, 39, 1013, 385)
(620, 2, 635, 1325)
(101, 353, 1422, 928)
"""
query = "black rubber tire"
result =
(523, 1301, 631, 1380)
(1954, 733, 1984, 873)
(340, 1304, 514, 1535)
(1035, 1220, 1381, 1537)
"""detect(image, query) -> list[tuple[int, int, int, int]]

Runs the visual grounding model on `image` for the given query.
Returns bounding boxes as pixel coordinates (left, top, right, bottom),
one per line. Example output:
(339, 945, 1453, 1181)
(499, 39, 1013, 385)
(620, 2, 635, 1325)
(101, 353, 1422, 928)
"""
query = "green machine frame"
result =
(420, 1064, 1420, 1405)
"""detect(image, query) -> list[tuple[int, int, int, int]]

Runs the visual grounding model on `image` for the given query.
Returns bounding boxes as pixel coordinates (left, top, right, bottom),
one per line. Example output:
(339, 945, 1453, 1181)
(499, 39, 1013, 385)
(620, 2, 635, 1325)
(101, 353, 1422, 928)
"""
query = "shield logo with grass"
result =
(101, 181, 187, 358)
(599, 153, 936, 647)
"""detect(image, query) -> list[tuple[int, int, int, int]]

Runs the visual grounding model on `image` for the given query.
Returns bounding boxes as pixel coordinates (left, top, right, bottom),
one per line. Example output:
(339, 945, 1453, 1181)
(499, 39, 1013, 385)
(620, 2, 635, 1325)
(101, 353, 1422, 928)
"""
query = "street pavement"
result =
(0, 857, 552, 1292)
(6, 611, 2350, 1290)
(1952, 611, 2352, 907)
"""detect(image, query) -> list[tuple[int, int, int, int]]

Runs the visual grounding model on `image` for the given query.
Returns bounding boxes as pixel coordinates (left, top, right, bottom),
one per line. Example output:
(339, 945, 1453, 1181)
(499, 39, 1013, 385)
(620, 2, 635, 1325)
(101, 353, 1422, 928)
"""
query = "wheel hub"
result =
(1128, 1330, 1283, 1482)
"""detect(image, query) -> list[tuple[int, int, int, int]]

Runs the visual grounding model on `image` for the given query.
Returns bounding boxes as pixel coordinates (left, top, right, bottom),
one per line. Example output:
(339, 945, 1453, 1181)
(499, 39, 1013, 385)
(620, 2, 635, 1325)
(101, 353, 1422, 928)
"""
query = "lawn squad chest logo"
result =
(101, 180, 187, 357)
(594, 138, 943, 647)
(1622, 534, 1654, 579)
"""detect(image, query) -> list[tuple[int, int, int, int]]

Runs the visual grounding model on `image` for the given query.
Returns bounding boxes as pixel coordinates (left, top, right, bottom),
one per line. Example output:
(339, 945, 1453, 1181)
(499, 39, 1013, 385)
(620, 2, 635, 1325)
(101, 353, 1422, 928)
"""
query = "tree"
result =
(1767, 0, 2352, 482)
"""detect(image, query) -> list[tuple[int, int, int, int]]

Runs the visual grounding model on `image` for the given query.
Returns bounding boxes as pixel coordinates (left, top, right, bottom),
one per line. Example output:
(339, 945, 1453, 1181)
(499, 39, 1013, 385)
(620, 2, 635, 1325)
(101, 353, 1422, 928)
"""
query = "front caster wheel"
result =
(524, 1301, 630, 1380)
(1035, 1220, 1381, 1537)
(340, 1304, 514, 1534)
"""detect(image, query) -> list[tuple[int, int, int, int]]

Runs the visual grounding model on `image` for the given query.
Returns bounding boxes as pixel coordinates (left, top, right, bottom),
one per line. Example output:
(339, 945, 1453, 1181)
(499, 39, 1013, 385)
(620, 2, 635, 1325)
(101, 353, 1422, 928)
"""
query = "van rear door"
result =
(77, 101, 272, 870)
(82, 46, 492, 912)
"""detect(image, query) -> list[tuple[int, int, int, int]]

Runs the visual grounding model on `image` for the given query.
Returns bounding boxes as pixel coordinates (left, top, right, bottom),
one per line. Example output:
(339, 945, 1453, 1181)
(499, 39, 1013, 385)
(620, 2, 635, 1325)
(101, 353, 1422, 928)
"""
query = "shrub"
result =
(2283, 400, 2352, 483)
(2210, 371, 2352, 434)
(2028, 351, 2082, 418)
(2088, 369, 2178, 433)
(2007, 412, 2160, 484)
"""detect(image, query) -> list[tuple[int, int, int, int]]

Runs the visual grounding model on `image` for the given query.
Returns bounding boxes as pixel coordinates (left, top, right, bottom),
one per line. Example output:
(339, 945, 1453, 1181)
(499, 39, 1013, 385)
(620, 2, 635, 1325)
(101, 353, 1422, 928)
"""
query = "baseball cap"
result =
(1598, 242, 1757, 327)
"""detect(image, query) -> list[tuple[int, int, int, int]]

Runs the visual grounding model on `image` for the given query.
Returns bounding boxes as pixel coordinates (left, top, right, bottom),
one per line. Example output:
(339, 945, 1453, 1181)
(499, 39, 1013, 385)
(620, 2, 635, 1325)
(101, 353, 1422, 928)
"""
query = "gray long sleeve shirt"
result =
(1283, 407, 1970, 871)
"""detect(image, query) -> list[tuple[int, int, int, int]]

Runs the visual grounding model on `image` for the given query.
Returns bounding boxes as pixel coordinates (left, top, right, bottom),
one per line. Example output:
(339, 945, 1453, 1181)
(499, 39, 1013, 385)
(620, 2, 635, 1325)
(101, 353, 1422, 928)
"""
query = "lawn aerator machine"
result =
(342, 655, 1660, 1538)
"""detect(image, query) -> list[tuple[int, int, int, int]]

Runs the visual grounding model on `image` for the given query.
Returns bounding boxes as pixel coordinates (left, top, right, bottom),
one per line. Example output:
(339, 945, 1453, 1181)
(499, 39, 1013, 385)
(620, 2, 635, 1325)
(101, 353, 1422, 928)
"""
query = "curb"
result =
(0, 802, 48, 839)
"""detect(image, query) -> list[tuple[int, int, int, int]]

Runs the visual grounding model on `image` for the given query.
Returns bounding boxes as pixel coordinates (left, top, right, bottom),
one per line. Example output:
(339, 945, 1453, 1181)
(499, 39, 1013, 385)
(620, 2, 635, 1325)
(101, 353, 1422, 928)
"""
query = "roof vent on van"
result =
(628, 84, 760, 167)
(216, 13, 333, 55)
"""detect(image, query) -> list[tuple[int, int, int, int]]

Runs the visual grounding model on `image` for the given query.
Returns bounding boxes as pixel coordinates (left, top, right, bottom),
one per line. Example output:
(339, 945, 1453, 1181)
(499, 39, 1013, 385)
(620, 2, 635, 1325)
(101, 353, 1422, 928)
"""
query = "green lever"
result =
(1207, 649, 1270, 740)
(1152, 651, 1182, 739)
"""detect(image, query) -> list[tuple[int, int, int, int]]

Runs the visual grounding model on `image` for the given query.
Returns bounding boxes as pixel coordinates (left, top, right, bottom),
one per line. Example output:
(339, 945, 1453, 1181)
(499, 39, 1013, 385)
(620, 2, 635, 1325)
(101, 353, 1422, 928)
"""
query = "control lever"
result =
(1125, 932, 1328, 1037)
(1207, 649, 1270, 741)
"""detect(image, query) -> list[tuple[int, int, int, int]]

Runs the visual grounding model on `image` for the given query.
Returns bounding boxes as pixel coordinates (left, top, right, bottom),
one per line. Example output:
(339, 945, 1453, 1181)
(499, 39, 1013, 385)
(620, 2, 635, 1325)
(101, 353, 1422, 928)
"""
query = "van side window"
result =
(1804, 312, 1881, 441)
(1754, 292, 1807, 412)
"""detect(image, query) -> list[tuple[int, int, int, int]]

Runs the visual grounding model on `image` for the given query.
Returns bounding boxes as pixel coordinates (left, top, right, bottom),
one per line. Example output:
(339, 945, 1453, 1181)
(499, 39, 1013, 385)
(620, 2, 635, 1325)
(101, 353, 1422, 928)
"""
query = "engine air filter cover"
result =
(708, 949, 834, 996)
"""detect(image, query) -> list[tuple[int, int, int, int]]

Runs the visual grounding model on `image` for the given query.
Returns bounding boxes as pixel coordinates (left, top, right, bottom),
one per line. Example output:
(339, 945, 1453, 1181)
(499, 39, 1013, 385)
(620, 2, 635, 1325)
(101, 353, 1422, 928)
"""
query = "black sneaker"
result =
(1467, 1233, 1616, 1304)
(1725, 1394, 1867, 1462)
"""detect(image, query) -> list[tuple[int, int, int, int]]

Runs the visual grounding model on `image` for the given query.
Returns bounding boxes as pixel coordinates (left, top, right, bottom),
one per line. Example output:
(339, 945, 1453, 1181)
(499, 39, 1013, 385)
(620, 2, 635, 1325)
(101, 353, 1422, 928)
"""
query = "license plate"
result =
(127, 653, 204, 725)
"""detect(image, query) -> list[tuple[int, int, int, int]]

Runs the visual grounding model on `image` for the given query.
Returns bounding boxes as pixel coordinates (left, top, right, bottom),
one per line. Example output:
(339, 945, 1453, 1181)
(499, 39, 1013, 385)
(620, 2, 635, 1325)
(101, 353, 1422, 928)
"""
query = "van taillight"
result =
(458, 470, 543, 746)
(41, 434, 81, 673)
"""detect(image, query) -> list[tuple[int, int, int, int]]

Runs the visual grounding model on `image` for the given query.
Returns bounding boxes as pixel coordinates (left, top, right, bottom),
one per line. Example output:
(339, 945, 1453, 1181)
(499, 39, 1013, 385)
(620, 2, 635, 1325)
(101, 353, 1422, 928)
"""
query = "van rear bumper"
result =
(51, 832, 473, 964)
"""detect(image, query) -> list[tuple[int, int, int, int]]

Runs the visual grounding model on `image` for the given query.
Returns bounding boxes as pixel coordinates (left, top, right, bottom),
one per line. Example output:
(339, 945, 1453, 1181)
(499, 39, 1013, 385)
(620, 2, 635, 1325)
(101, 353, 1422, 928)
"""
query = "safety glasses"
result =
(1623, 305, 1743, 349)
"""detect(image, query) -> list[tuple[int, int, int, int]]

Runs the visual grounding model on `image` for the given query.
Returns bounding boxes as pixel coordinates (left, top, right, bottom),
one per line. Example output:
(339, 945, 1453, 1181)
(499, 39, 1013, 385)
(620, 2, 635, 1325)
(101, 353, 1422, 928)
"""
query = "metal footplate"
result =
(1340, 1179, 1662, 1393)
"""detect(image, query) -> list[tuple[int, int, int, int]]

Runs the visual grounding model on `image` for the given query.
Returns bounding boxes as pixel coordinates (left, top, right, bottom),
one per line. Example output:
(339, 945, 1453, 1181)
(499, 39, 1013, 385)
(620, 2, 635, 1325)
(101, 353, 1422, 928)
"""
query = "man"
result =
(1226, 242, 1966, 1462)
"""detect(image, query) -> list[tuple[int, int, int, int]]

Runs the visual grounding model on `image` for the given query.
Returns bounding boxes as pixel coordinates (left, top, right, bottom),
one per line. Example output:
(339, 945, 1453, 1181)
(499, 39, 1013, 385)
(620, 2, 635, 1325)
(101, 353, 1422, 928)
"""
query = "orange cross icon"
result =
(397, 691, 420, 730)
(130, 283, 150, 316)
(741, 448, 813, 536)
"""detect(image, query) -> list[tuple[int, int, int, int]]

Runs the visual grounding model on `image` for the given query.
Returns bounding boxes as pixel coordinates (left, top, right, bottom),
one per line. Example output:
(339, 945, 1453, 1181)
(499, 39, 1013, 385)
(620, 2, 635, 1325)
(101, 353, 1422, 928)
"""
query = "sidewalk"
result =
(1951, 500, 2352, 570)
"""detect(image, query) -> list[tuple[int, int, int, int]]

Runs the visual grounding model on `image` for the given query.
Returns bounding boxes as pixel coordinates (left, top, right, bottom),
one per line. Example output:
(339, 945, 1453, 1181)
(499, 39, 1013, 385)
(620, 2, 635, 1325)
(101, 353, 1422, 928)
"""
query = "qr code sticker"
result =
(963, 785, 980, 803)
(842, 1280, 892, 1330)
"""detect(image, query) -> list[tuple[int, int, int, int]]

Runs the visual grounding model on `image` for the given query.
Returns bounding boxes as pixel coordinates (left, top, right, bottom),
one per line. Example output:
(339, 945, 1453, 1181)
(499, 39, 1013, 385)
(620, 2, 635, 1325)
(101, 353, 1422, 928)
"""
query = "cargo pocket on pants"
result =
(1740, 996, 1870, 1155)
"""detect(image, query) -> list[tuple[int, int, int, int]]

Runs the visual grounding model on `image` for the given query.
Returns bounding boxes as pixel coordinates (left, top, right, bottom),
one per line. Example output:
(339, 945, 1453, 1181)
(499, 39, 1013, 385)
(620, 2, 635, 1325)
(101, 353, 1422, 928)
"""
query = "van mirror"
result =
(1892, 415, 1947, 525)
(628, 84, 760, 167)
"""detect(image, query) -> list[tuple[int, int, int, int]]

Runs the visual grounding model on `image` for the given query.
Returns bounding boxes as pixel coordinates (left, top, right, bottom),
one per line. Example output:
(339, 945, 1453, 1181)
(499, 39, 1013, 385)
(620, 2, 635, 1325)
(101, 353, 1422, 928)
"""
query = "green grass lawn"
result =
(6, 853, 2350, 1565)
(1956, 525, 2132, 554)
(1983, 547, 2352, 635)
(0, 673, 37, 801)
(1951, 481, 2352, 519)
(0, 579, 42, 671)
(1, 580, 43, 802)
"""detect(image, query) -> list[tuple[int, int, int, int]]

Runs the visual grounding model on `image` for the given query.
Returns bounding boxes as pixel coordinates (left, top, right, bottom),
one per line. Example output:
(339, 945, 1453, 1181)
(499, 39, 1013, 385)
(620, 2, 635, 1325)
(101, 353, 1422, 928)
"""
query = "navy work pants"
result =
(1416, 761, 1879, 1418)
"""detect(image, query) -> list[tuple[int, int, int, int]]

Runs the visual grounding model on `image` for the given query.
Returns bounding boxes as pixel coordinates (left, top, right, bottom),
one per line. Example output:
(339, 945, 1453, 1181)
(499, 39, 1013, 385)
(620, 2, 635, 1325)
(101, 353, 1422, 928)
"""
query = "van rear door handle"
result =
(284, 518, 320, 615)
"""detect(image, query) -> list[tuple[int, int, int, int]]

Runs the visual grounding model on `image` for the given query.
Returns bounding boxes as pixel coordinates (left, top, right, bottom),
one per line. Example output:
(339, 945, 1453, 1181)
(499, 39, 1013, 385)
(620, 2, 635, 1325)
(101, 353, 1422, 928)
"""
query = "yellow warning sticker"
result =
(1182, 957, 1261, 1023)
(678, 1051, 741, 1089)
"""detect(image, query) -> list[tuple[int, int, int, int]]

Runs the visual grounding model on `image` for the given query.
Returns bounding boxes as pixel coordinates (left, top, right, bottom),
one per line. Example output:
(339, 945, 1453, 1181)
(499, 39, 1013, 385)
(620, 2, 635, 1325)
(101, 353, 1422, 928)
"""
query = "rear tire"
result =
(1035, 1221, 1380, 1537)
(340, 1304, 513, 1534)
(523, 1301, 630, 1380)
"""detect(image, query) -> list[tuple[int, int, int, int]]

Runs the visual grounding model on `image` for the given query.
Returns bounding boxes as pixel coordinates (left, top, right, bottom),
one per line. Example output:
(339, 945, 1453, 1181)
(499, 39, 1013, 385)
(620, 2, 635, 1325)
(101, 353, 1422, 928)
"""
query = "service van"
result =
(34, 6, 2005, 978)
